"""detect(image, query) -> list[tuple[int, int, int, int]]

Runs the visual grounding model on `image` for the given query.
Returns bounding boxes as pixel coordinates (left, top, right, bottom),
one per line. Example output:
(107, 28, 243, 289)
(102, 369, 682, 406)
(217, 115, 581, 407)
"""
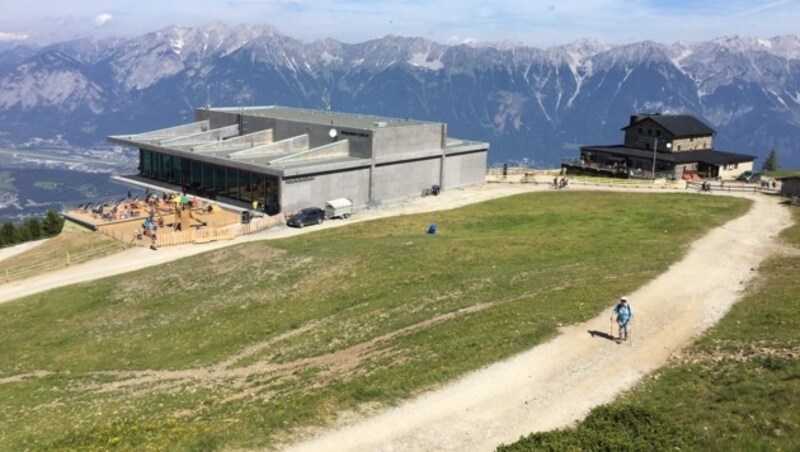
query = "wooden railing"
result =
(99, 213, 286, 248)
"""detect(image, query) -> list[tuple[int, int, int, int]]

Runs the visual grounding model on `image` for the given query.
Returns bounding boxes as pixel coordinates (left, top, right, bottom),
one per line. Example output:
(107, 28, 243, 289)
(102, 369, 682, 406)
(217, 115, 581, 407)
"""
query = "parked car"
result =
(287, 207, 325, 228)
(736, 171, 762, 183)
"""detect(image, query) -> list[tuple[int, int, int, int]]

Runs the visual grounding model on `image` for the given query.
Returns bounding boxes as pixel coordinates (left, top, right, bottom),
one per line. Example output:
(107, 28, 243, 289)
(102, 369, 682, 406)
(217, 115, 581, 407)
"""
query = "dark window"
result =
(191, 160, 203, 190)
(239, 170, 252, 202)
(161, 154, 173, 183)
(253, 173, 265, 208)
(203, 162, 214, 191)
(215, 166, 226, 196)
(656, 130, 662, 137)
(172, 156, 182, 185)
(140, 149, 151, 177)
(181, 159, 191, 188)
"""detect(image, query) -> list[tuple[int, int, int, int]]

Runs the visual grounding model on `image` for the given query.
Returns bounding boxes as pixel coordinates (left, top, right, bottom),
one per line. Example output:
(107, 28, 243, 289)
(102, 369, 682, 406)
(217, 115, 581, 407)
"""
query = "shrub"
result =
(498, 405, 692, 451)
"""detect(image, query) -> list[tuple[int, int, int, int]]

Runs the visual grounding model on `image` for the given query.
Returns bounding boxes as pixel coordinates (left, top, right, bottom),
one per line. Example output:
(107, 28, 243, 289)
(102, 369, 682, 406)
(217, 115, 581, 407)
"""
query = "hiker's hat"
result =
(620, 296, 628, 302)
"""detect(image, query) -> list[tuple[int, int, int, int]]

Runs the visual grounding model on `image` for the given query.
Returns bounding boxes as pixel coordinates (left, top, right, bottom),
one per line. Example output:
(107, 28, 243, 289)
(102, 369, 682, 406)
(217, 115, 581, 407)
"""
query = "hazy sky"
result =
(0, 0, 798, 47)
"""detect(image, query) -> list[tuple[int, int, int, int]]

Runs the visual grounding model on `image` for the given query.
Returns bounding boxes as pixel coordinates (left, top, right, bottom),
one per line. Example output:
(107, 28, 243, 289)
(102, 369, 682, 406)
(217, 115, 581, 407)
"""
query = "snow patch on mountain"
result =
(170, 31, 186, 56)
(320, 51, 342, 64)
(705, 104, 755, 126)
(492, 91, 527, 133)
(407, 52, 443, 70)
(0, 31, 28, 41)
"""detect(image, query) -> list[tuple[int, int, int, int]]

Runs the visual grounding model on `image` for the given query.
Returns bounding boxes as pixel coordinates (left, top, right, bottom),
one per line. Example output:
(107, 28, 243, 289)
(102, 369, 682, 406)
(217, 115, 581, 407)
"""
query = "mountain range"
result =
(1, 22, 799, 168)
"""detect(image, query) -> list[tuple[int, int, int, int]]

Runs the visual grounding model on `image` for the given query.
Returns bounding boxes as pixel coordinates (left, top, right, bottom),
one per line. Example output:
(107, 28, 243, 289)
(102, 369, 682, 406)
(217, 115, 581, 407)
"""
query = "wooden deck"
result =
(64, 197, 280, 248)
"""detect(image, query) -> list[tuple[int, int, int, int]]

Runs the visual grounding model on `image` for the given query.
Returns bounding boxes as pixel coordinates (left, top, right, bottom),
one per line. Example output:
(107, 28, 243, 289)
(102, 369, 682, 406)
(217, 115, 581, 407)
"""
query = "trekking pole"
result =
(610, 316, 614, 337)
(629, 322, 633, 346)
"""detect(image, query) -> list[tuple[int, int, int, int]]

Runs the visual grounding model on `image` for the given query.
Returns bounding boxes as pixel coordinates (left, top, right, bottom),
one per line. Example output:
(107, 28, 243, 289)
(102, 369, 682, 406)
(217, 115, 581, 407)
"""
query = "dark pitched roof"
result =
(580, 145, 755, 165)
(622, 115, 716, 137)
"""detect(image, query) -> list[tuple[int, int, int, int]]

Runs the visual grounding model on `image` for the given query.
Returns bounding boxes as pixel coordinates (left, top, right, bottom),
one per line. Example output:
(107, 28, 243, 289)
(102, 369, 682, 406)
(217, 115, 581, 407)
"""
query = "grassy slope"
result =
(500, 206, 800, 451)
(0, 220, 125, 282)
(0, 192, 750, 450)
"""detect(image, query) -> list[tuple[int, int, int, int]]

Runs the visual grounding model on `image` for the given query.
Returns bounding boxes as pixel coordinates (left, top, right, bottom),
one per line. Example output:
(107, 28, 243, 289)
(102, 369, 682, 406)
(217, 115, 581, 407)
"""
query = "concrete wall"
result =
(271, 140, 349, 164)
(270, 120, 372, 157)
(197, 109, 373, 158)
(197, 109, 239, 129)
(372, 158, 441, 202)
(444, 151, 487, 188)
(372, 124, 444, 159)
(281, 167, 371, 213)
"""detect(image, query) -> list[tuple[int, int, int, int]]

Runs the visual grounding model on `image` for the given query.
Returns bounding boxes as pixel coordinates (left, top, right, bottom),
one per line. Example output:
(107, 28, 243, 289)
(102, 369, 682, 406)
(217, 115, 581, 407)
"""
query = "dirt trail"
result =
(0, 238, 49, 263)
(285, 192, 792, 451)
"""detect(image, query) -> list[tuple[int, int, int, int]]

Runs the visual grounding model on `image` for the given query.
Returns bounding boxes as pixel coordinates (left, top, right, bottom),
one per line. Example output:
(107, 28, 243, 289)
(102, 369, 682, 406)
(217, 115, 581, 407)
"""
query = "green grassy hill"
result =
(0, 220, 125, 283)
(500, 207, 800, 451)
(0, 192, 750, 450)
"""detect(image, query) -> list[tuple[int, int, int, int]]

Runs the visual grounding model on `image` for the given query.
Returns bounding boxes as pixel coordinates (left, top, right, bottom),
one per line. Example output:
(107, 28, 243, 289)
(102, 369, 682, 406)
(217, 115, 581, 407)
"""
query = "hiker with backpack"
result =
(611, 297, 634, 342)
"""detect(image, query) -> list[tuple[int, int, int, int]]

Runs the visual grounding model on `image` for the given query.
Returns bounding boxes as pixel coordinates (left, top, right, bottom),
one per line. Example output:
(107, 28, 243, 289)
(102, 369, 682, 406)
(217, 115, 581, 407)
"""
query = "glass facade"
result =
(138, 149, 281, 213)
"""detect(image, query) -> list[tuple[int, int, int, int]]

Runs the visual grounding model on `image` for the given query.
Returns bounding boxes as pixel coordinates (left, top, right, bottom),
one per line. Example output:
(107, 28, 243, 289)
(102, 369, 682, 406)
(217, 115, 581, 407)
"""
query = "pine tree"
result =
(24, 217, 42, 240)
(15, 222, 31, 242)
(0, 222, 16, 247)
(42, 209, 64, 236)
(762, 149, 780, 172)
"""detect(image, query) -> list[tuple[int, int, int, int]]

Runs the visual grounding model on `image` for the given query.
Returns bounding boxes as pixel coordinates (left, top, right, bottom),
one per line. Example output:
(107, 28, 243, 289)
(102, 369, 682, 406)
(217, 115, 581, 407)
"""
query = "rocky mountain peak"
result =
(0, 23, 798, 167)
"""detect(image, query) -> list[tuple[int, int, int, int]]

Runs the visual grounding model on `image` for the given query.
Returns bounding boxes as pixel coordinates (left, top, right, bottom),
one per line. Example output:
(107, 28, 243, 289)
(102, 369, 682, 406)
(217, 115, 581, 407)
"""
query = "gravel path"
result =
(285, 191, 792, 451)
(1, 184, 792, 452)
(0, 238, 49, 263)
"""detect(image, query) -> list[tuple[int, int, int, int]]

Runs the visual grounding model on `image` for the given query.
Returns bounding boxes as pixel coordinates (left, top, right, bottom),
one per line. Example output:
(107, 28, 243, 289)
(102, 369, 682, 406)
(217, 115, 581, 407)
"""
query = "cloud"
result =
(94, 13, 113, 27)
(0, 31, 29, 41)
(729, 0, 797, 17)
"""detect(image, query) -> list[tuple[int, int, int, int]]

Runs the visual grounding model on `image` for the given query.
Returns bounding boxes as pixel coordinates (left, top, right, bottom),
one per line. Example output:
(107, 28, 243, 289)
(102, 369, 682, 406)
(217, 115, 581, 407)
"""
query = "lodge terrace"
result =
(563, 114, 756, 180)
(109, 106, 489, 215)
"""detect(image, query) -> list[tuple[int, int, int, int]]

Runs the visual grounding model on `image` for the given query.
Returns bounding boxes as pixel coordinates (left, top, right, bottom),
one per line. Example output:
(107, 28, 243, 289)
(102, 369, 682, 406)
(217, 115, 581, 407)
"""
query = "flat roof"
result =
(109, 106, 488, 177)
(209, 105, 437, 130)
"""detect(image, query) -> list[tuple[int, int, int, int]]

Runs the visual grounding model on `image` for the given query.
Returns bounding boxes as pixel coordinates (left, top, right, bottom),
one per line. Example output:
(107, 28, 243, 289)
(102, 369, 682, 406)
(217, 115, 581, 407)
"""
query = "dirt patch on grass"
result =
(0, 370, 53, 384)
(9, 300, 500, 414)
(204, 242, 287, 271)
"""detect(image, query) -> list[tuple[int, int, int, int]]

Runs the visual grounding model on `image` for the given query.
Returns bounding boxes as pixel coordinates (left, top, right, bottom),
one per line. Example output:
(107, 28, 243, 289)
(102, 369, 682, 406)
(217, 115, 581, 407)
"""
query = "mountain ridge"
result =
(0, 22, 798, 167)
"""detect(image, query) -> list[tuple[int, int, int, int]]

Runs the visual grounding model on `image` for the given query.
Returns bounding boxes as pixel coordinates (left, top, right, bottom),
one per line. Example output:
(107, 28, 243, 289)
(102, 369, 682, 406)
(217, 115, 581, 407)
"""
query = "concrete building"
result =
(566, 114, 756, 180)
(109, 106, 488, 213)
